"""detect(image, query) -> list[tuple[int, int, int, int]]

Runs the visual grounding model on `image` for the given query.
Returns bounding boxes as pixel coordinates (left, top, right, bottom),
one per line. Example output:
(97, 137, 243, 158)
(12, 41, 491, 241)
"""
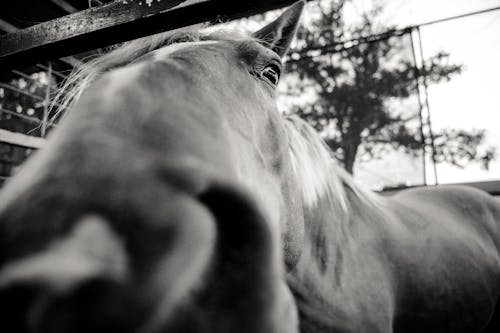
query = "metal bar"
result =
(90, 0, 104, 6)
(0, 80, 64, 110)
(59, 56, 82, 67)
(0, 107, 58, 128)
(0, 82, 45, 102)
(0, 107, 45, 124)
(11, 69, 37, 82)
(0, 129, 45, 149)
(48, 0, 78, 13)
(409, 29, 427, 186)
(0, 0, 296, 69)
(288, 27, 412, 63)
(417, 5, 500, 28)
(288, 5, 500, 63)
(35, 64, 68, 80)
(416, 26, 438, 185)
(0, 19, 18, 33)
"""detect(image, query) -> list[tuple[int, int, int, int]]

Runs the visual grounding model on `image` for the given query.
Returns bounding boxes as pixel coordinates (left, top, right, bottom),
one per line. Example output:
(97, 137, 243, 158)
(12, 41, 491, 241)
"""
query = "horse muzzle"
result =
(0, 161, 297, 333)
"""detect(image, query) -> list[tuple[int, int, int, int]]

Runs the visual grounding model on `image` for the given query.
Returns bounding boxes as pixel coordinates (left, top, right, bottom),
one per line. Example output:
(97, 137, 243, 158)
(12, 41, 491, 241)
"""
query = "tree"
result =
(284, 1, 495, 174)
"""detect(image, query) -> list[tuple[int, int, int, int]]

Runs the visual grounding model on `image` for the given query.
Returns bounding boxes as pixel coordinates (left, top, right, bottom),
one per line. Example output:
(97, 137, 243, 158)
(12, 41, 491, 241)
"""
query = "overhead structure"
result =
(0, 0, 299, 69)
(0, 0, 301, 186)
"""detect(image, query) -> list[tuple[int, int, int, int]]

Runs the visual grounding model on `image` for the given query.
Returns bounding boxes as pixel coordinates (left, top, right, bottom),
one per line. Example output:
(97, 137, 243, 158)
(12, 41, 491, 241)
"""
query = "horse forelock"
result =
(51, 26, 255, 120)
(284, 116, 381, 216)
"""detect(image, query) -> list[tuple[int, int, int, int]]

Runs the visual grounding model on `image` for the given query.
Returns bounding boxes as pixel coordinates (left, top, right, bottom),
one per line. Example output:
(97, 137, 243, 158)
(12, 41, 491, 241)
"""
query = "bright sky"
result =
(344, 0, 500, 187)
(232, 1, 500, 188)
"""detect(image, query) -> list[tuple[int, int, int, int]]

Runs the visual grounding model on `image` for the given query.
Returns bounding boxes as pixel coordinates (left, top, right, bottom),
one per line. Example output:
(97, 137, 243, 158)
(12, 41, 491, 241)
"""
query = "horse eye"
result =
(261, 64, 281, 86)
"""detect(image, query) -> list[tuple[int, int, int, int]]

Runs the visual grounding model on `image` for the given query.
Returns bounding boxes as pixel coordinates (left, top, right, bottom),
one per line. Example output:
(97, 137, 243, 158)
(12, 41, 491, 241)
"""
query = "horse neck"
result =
(287, 183, 388, 315)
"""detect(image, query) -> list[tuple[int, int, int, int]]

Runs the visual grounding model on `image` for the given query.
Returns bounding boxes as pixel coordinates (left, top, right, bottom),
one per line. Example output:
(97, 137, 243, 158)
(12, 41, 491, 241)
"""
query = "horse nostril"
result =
(0, 278, 148, 333)
(0, 282, 47, 333)
(38, 278, 147, 333)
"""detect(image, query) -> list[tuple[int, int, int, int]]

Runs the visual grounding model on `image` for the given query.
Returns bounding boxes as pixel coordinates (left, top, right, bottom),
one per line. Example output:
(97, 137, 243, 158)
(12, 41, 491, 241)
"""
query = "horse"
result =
(0, 1, 499, 332)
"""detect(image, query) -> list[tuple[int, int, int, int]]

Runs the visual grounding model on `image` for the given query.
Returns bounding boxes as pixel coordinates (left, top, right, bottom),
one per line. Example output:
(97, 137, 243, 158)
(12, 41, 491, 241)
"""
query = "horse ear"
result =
(252, 1, 305, 58)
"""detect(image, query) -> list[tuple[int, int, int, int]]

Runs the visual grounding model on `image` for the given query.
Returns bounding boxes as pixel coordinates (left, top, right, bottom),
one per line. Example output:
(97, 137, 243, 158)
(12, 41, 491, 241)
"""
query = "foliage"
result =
(283, 1, 494, 175)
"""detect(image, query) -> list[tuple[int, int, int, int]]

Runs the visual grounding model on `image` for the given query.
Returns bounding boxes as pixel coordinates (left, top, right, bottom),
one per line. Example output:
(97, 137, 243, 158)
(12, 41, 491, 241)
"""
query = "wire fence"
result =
(281, 4, 500, 190)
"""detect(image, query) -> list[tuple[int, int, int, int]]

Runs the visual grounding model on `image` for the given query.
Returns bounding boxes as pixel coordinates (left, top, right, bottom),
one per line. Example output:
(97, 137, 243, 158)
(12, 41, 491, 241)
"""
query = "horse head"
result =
(0, 2, 307, 333)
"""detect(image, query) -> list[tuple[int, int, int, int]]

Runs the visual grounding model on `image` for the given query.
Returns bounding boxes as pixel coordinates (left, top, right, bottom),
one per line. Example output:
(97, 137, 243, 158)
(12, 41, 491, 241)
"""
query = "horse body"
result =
(0, 11, 303, 333)
(0, 2, 500, 332)
(389, 186, 500, 332)
(288, 181, 500, 333)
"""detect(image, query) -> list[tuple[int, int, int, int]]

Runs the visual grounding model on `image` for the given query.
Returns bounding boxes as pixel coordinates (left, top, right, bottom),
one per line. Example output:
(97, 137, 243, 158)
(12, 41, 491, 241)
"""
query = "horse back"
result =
(393, 185, 500, 251)
(385, 185, 500, 333)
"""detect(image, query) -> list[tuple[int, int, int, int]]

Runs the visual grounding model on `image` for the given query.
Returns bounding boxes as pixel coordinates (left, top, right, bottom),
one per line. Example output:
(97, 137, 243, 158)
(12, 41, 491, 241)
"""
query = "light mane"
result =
(284, 115, 381, 216)
(51, 27, 253, 120)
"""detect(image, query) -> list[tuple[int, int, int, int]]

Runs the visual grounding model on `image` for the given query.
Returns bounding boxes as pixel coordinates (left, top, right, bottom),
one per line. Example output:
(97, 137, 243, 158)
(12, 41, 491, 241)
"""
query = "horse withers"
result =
(1, 1, 500, 332)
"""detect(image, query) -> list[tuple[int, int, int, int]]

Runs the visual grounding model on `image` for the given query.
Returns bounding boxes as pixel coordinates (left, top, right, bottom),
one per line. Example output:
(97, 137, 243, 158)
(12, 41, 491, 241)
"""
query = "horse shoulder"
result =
(393, 185, 500, 247)
(382, 185, 500, 333)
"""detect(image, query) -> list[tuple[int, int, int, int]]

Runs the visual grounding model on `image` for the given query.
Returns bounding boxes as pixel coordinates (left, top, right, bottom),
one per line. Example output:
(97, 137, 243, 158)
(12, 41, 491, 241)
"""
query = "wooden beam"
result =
(0, 129, 45, 149)
(0, 0, 296, 69)
(0, 19, 81, 68)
